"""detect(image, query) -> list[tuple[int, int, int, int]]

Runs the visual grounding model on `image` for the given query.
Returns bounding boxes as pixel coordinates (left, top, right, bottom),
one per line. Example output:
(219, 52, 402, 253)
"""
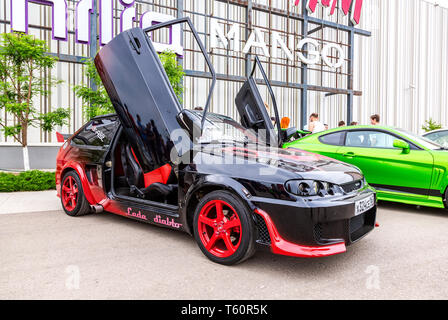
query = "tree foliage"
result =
(73, 58, 114, 120)
(75, 50, 185, 120)
(422, 118, 442, 133)
(0, 32, 69, 146)
(158, 50, 185, 103)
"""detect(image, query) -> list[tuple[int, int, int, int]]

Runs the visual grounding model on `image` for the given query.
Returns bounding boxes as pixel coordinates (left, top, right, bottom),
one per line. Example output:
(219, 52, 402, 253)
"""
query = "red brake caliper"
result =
(62, 176, 78, 211)
(198, 200, 242, 258)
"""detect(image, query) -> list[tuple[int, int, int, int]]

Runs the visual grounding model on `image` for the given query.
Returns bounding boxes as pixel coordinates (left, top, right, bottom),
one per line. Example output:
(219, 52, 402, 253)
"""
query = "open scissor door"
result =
(235, 56, 283, 147)
(95, 18, 216, 170)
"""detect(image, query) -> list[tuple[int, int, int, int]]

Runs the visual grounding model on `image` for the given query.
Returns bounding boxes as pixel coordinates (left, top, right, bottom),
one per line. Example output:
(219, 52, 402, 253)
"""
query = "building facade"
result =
(0, 0, 447, 169)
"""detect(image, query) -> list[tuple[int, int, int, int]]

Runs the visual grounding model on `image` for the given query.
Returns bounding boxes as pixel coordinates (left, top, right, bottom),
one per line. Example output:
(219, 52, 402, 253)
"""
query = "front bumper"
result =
(252, 187, 377, 257)
(255, 208, 347, 257)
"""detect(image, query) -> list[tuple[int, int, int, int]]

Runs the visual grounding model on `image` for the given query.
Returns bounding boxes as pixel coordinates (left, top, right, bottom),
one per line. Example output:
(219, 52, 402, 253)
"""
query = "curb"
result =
(0, 190, 60, 215)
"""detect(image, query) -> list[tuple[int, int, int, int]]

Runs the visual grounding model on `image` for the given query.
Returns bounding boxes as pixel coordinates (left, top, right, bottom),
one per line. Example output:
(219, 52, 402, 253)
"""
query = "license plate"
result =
(355, 194, 375, 216)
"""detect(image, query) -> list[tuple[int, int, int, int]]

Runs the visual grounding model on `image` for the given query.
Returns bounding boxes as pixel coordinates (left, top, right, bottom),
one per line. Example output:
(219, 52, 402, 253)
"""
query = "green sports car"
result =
(284, 126, 448, 209)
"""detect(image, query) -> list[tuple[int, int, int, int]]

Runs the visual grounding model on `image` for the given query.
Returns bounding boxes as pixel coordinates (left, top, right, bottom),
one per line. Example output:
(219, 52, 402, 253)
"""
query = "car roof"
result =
(309, 125, 441, 150)
(316, 125, 399, 135)
(422, 128, 448, 135)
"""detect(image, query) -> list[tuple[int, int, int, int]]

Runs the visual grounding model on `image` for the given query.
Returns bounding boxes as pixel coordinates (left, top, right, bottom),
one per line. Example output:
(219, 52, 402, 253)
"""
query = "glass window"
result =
(394, 128, 440, 150)
(319, 132, 345, 146)
(72, 117, 119, 147)
(425, 131, 448, 148)
(346, 131, 401, 149)
(191, 111, 258, 145)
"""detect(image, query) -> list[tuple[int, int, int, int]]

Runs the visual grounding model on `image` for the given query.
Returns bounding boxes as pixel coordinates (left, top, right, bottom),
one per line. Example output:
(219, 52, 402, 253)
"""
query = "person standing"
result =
(338, 120, 346, 127)
(370, 114, 380, 125)
(369, 115, 384, 146)
(308, 113, 326, 134)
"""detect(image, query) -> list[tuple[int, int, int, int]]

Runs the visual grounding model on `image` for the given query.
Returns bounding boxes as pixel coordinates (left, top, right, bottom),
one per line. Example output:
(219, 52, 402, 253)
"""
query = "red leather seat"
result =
(143, 164, 172, 188)
(130, 148, 172, 188)
(121, 144, 176, 202)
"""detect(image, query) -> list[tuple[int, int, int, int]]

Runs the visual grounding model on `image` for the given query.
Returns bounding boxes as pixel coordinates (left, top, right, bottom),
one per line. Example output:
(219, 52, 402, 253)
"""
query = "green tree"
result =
(74, 59, 114, 120)
(0, 32, 69, 171)
(158, 50, 185, 103)
(75, 50, 185, 120)
(422, 118, 442, 133)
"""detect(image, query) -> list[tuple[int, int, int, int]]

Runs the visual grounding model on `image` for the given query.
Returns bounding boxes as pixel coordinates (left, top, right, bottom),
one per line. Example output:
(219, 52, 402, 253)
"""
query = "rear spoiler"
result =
(56, 132, 71, 143)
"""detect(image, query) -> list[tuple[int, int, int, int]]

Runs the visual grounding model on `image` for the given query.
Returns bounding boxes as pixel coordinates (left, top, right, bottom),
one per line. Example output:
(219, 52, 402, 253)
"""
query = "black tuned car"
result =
(56, 18, 377, 265)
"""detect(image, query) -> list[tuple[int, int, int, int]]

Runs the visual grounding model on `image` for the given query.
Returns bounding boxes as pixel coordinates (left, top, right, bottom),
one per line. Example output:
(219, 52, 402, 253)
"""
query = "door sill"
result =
(109, 191, 179, 217)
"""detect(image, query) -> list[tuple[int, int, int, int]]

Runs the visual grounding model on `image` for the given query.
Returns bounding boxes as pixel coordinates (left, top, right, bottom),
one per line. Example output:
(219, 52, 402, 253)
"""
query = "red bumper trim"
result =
(255, 208, 346, 258)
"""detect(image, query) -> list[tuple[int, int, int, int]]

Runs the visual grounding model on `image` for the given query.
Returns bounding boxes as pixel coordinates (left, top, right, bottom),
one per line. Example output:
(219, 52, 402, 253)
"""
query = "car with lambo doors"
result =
(286, 126, 448, 209)
(56, 18, 377, 265)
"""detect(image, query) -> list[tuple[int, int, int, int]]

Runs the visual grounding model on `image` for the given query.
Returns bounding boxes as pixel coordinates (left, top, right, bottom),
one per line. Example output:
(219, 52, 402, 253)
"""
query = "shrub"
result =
(0, 173, 19, 192)
(0, 171, 56, 192)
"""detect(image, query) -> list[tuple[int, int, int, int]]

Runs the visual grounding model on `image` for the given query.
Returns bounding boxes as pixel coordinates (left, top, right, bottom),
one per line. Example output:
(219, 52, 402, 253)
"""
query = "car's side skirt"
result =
(370, 184, 442, 197)
(101, 195, 187, 232)
(374, 188, 445, 209)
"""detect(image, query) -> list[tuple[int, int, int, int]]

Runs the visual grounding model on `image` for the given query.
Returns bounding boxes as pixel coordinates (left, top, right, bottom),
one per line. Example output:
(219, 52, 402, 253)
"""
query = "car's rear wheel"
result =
(61, 171, 91, 217)
(193, 191, 255, 265)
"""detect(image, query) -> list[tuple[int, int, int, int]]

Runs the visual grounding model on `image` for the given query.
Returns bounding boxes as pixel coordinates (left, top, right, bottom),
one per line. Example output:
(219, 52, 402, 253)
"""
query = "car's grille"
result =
(313, 223, 323, 242)
(341, 180, 363, 194)
(348, 207, 376, 243)
(350, 213, 365, 234)
(255, 214, 271, 245)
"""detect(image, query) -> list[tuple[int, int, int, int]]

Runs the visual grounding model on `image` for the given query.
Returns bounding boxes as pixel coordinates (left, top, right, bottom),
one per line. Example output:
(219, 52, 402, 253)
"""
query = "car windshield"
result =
(395, 128, 445, 150)
(424, 130, 448, 148)
(194, 111, 258, 145)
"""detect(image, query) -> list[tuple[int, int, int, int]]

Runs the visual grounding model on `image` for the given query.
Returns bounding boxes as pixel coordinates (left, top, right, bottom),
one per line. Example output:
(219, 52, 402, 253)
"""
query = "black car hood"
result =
(191, 144, 363, 185)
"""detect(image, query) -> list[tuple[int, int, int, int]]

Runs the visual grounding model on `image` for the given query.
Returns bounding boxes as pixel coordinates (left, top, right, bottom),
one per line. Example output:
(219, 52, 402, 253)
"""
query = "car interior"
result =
(110, 130, 179, 206)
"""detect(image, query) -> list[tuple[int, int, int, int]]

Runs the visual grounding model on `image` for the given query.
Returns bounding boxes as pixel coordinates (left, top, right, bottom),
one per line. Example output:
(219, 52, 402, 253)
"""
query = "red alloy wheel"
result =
(62, 176, 79, 211)
(197, 200, 242, 258)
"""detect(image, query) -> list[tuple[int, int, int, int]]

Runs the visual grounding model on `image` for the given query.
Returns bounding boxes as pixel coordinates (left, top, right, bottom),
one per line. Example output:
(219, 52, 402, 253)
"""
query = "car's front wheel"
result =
(444, 187, 448, 209)
(61, 171, 91, 217)
(193, 191, 255, 265)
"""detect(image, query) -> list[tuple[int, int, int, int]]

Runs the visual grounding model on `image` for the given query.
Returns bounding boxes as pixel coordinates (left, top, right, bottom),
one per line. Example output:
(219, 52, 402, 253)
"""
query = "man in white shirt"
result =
(308, 113, 326, 134)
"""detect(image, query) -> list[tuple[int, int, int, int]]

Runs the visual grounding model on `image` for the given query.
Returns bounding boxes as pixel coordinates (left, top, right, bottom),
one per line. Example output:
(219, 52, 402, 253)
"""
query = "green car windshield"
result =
(395, 129, 444, 150)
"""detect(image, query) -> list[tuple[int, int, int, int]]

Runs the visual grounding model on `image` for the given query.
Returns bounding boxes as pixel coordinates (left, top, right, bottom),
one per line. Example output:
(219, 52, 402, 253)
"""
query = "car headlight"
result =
(285, 180, 343, 197)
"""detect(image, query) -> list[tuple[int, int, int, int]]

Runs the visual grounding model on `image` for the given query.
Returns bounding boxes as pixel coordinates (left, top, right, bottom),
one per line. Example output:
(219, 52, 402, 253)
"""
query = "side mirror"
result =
(393, 139, 410, 153)
(177, 109, 202, 142)
(242, 104, 265, 127)
(282, 127, 298, 142)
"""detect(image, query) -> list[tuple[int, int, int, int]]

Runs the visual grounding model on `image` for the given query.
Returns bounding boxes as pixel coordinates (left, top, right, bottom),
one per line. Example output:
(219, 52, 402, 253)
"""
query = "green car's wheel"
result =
(444, 187, 448, 209)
